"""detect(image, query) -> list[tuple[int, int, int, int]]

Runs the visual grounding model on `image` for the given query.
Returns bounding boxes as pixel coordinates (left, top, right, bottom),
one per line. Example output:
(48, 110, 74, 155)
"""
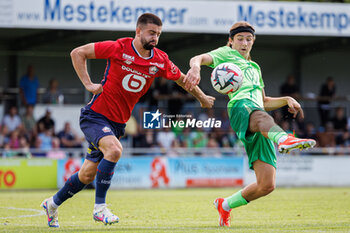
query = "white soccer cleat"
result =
(41, 197, 59, 228)
(93, 204, 119, 225)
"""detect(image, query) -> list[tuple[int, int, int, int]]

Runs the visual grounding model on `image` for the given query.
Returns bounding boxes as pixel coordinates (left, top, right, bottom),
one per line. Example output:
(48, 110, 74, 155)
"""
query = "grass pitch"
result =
(0, 187, 350, 232)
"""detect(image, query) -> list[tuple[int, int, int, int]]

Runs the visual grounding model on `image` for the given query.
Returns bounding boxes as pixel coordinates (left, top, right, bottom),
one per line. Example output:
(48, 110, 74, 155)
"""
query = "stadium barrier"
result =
(1, 154, 350, 189)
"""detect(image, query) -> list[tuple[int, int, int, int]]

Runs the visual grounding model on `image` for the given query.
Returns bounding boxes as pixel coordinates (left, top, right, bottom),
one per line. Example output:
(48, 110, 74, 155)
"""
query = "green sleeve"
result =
(207, 46, 229, 68)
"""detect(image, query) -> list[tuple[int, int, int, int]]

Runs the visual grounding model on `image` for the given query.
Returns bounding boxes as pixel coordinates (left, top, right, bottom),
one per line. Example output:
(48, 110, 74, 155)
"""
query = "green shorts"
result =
(228, 99, 276, 170)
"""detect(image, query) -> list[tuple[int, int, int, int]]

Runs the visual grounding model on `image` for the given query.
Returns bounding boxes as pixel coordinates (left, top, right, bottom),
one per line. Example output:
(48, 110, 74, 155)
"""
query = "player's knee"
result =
(104, 144, 123, 162)
(256, 112, 273, 127)
(260, 183, 275, 195)
(79, 170, 96, 184)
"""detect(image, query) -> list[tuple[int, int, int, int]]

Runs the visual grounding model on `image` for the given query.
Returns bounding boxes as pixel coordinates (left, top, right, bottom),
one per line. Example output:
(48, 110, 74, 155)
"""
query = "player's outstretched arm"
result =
(176, 73, 215, 108)
(263, 89, 304, 118)
(184, 54, 213, 91)
(70, 43, 103, 95)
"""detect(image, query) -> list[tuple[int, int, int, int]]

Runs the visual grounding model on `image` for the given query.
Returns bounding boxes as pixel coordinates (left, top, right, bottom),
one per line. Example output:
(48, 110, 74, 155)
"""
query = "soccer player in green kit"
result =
(184, 21, 316, 227)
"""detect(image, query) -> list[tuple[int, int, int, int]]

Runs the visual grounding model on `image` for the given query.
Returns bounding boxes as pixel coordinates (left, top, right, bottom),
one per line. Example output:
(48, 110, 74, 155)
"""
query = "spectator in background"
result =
(156, 127, 176, 150)
(4, 129, 28, 150)
(21, 104, 36, 133)
(57, 122, 83, 148)
(318, 77, 336, 127)
(280, 74, 301, 100)
(331, 107, 348, 146)
(47, 137, 66, 159)
(301, 122, 317, 140)
(280, 75, 301, 120)
(168, 82, 187, 115)
(36, 128, 54, 151)
(2, 106, 22, 133)
(0, 125, 9, 148)
(43, 79, 64, 104)
(19, 65, 39, 106)
(316, 122, 336, 147)
(332, 107, 348, 132)
(37, 108, 55, 133)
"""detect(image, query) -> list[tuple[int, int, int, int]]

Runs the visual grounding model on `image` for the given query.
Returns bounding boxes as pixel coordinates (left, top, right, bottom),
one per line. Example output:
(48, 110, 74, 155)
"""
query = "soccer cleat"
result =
(93, 204, 119, 225)
(41, 197, 59, 228)
(214, 198, 231, 227)
(278, 134, 316, 154)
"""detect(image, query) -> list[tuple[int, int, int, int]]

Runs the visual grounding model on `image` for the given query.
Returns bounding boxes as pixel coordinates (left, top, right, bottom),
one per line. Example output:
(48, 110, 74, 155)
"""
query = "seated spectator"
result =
(331, 107, 348, 146)
(332, 107, 348, 132)
(178, 127, 193, 148)
(37, 108, 55, 133)
(43, 79, 64, 104)
(301, 122, 317, 140)
(57, 122, 83, 148)
(156, 127, 176, 150)
(21, 104, 36, 133)
(133, 125, 157, 148)
(316, 122, 336, 147)
(2, 106, 22, 132)
(47, 137, 66, 159)
(0, 125, 10, 148)
(4, 130, 29, 150)
(37, 129, 54, 151)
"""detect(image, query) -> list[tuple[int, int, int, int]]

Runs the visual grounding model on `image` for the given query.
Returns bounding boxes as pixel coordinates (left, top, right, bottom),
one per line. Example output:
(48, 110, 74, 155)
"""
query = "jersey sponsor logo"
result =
(150, 62, 164, 68)
(121, 65, 151, 79)
(122, 53, 135, 61)
(122, 74, 146, 93)
(149, 66, 158, 75)
(170, 62, 177, 74)
(102, 126, 111, 133)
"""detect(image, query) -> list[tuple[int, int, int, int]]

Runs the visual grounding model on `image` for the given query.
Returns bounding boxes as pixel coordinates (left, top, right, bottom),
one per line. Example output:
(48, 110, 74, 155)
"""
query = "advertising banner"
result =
(109, 157, 244, 189)
(244, 156, 350, 187)
(0, 159, 57, 189)
(57, 158, 84, 188)
(1, 0, 350, 36)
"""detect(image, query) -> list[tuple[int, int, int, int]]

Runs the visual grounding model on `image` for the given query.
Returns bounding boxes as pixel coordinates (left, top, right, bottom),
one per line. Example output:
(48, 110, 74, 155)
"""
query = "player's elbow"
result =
(70, 47, 80, 59)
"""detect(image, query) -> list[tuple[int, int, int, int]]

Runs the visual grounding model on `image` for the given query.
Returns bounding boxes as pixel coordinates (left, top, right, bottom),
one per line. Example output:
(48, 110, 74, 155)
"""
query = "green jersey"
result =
(207, 46, 264, 108)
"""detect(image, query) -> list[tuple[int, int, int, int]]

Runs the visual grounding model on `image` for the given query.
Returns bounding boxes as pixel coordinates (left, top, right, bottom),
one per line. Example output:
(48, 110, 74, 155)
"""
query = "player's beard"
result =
(141, 37, 156, 50)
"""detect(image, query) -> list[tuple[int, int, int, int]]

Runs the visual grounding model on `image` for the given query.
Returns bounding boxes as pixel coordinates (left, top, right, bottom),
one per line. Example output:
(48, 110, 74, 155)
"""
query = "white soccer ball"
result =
(210, 62, 243, 95)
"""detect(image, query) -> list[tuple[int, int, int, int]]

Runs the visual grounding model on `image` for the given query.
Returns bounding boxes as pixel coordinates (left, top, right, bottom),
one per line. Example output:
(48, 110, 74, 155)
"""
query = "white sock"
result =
(278, 135, 288, 144)
(222, 198, 231, 212)
(94, 203, 106, 210)
(50, 198, 58, 209)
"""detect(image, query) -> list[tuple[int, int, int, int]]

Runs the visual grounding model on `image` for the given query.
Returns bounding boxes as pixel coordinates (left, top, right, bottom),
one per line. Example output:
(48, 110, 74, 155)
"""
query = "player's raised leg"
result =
(92, 135, 122, 225)
(41, 160, 97, 227)
(249, 110, 316, 153)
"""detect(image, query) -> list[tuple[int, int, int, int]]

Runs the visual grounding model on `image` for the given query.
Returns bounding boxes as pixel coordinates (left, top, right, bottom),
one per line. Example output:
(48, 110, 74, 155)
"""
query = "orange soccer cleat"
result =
(214, 198, 232, 227)
(278, 134, 316, 154)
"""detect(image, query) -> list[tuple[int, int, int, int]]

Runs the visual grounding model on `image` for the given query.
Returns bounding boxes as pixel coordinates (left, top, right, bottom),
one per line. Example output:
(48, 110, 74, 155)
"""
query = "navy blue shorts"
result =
(80, 108, 126, 163)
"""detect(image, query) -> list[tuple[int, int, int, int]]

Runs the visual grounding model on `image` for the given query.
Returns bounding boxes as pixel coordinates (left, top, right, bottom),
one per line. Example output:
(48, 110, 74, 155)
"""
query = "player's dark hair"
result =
(137, 13, 162, 27)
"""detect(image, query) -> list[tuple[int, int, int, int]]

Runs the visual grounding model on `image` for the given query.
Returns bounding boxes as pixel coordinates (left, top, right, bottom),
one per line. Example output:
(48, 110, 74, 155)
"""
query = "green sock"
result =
(267, 125, 288, 144)
(227, 190, 248, 209)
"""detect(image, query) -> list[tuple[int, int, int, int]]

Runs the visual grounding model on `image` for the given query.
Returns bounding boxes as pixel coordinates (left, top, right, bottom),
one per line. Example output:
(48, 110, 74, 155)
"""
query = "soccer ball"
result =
(210, 62, 243, 94)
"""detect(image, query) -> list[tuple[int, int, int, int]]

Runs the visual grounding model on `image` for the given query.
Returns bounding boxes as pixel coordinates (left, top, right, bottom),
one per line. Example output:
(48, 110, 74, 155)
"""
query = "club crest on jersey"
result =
(149, 66, 158, 75)
(102, 126, 111, 133)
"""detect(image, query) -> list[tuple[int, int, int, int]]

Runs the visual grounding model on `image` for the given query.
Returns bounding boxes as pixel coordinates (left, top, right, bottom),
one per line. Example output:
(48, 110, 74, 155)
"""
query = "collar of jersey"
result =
(131, 40, 154, 60)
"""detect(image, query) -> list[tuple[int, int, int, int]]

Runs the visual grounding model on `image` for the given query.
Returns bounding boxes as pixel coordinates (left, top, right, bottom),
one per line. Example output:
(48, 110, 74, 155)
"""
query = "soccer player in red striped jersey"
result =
(41, 13, 215, 227)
